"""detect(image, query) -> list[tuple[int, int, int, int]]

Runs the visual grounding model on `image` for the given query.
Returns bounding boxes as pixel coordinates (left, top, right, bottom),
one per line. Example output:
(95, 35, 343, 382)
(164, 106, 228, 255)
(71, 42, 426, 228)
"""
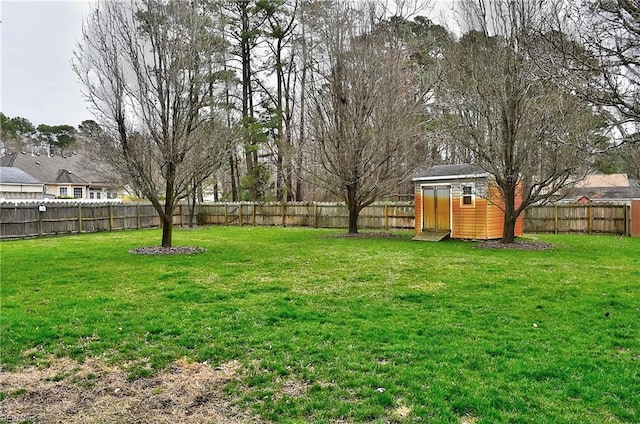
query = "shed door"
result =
(422, 186, 451, 232)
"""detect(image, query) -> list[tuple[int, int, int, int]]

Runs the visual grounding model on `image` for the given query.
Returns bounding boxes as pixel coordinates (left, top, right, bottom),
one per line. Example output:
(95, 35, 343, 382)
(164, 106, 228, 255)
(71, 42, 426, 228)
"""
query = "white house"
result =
(0, 151, 121, 200)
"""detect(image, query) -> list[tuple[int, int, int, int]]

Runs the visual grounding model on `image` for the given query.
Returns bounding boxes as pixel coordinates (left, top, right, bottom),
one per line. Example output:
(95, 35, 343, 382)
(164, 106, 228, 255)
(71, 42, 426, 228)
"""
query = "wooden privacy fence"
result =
(197, 202, 415, 230)
(0, 202, 186, 239)
(524, 203, 632, 235)
(1, 201, 637, 239)
(0, 201, 414, 239)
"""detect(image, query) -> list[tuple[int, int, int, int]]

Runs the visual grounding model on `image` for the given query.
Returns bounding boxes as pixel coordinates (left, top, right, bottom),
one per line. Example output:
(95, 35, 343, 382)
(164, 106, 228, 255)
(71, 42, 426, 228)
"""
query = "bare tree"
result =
(304, 2, 428, 233)
(73, 0, 227, 247)
(543, 1, 639, 174)
(438, 0, 604, 243)
(573, 1, 638, 144)
(260, 0, 299, 201)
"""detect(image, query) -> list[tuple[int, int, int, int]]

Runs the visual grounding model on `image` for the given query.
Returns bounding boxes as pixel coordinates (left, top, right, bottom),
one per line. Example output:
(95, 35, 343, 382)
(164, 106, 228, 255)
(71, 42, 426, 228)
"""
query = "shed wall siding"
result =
(452, 197, 488, 239)
(414, 187, 423, 234)
(415, 177, 491, 239)
(414, 175, 524, 239)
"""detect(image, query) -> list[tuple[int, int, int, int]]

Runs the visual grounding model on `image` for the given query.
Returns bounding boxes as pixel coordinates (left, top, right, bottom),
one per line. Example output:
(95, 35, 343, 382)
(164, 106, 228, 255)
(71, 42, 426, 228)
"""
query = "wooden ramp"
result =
(412, 231, 450, 241)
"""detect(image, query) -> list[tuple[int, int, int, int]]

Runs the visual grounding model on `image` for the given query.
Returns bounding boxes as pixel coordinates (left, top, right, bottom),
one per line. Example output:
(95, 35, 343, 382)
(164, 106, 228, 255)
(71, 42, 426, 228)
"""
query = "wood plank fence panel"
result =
(1, 201, 635, 239)
(0, 202, 176, 239)
(523, 204, 630, 235)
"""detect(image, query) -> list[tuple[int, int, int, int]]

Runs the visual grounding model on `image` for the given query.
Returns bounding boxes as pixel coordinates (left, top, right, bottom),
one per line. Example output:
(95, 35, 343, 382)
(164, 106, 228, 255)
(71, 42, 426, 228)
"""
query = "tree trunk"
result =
(276, 151, 284, 201)
(501, 182, 517, 244)
(229, 153, 238, 201)
(162, 162, 176, 247)
(275, 36, 285, 202)
(502, 215, 516, 244)
(296, 11, 307, 203)
(161, 216, 173, 248)
(347, 204, 359, 234)
(161, 213, 173, 247)
(239, 2, 258, 201)
(346, 185, 361, 234)
(188, 179, 197, 228)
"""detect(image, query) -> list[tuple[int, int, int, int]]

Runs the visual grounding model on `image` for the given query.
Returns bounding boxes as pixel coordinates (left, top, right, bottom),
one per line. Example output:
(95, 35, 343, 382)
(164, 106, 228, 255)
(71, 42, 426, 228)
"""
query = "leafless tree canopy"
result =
(73, 0, 230, 246)
(303, 2, 429, 233)
(541, 0, 639, 146)
(439, 0, 604, 243)
(57, 0, 638, 241)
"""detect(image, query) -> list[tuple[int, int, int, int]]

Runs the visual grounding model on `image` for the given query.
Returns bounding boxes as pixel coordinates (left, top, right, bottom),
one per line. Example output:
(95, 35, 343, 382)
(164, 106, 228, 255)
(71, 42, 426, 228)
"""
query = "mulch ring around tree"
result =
(475, 240, 554, 251)
(128, 246, 208, 255)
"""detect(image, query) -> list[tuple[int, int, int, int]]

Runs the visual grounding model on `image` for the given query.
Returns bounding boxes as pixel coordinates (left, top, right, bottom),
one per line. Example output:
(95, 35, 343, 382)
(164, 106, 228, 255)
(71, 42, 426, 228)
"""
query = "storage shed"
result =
(412, 164, 523, 240)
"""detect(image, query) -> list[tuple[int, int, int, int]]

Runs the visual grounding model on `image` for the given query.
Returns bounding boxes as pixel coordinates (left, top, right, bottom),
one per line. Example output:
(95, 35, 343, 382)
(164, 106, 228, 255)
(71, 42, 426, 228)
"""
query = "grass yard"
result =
(1, 227, 639, 423)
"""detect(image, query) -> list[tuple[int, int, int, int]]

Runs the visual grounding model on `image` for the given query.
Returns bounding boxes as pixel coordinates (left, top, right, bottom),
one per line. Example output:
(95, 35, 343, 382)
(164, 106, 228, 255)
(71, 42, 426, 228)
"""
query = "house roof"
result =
(413, 163, 489, 181)
(0, 151, 116, 186)
(576, 173, 630, 188)
(0, 167, 43, 185)
(567, 179, 640, 201)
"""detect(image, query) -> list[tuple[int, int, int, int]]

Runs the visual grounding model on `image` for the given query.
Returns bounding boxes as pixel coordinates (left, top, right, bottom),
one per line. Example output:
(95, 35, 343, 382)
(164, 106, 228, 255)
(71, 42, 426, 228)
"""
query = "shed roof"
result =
(413, 163, 489, 181)
(0, 167, 43, 185)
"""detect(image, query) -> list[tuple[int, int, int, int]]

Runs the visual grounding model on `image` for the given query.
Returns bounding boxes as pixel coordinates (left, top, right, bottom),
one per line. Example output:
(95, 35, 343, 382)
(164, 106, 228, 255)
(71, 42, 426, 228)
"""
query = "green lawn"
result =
(1, 227, 639, 423)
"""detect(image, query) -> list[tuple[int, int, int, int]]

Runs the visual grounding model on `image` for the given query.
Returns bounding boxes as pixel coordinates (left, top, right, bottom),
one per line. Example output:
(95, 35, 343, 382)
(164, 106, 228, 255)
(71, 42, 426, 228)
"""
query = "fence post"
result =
(78, 204, 83, 233)
(239, 204, 243, 226)
(38, 206, 43, 236)
(136, 204, 141, 229)
(224, 204, 228, 226)
(282, 202, 287, 227)
(554, 205, 558, 234)
(109, 204, 113, 231)
(625, 204, 630, 236)
(314, 203, 319, 228)
(588, 205, 593, 234)
(253, 203, 257, 226)
(384, 205, 389, 231)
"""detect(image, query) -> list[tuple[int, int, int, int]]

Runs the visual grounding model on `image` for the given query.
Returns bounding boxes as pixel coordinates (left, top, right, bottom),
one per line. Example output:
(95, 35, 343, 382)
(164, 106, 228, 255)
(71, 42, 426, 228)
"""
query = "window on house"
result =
(59, 187, 68, 196)
(461, 184, 475, 206)
(73, 187, 83, 198)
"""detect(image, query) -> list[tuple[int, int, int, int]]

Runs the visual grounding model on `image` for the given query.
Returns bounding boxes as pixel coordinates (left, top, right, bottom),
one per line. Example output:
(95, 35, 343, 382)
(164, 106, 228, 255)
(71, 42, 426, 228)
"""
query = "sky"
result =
(1, 0, 93, 128)
(0, 0, 456, 130)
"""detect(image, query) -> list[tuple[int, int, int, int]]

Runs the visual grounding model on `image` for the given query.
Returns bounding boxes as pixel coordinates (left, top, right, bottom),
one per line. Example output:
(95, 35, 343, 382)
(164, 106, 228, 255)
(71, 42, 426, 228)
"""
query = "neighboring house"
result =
(562, 173, 640, 204)
(0, 151, 121, 200)
(412, 163, 524, 240)
(0, 167, 44, 200)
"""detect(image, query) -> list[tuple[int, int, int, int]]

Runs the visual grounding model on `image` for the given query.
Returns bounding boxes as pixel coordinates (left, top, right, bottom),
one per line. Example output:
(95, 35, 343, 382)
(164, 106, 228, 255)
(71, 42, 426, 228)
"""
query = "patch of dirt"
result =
(460, 414, 479, 424)
(0, 357, 263, 424)
(129, 246, 208, 255)
(475, 240, 554, 251)
(278, 378, 310, 399)
(394, 405, 412, 419)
